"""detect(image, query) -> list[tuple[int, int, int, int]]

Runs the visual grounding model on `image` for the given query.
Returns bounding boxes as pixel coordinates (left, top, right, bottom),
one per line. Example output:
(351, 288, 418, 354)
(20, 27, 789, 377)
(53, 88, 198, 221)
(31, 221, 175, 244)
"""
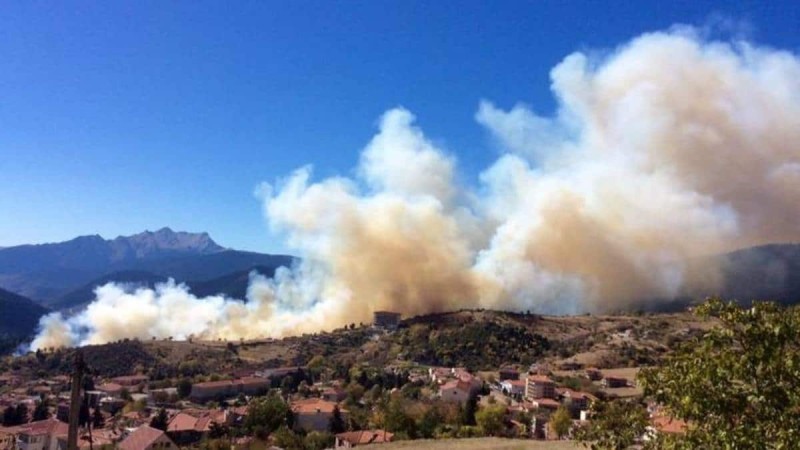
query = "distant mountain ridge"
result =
(0, 228, 293, 305)
(0, 287, 49, 353)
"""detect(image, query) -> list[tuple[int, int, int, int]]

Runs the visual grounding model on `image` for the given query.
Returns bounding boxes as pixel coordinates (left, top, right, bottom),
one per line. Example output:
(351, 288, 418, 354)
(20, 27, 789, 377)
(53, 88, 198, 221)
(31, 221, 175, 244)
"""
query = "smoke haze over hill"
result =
(31, 26, 800, 349)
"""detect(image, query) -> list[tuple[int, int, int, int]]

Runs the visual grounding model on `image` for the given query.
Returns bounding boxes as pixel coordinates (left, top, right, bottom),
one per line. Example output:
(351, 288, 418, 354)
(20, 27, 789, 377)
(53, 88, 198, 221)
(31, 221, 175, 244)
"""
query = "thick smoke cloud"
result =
(31, 27, 800, 349)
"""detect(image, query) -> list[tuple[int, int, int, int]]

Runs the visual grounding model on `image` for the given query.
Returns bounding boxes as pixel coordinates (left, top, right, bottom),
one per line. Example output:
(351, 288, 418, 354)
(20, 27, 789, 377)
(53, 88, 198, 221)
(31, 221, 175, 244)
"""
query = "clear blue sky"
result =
(1, 1, 798, 253)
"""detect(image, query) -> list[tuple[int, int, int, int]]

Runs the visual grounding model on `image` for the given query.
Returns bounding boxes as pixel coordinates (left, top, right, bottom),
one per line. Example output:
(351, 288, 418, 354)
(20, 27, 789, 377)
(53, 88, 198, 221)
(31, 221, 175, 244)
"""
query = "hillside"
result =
(0, 228, 294, 306)
(0, 288, 49, 353)
(3, 308, 715, 379)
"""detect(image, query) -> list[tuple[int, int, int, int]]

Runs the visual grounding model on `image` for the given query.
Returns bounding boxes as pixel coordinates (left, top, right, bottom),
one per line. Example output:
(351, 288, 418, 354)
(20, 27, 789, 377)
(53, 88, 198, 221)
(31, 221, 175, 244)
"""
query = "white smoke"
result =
(30, 26, 800, 349)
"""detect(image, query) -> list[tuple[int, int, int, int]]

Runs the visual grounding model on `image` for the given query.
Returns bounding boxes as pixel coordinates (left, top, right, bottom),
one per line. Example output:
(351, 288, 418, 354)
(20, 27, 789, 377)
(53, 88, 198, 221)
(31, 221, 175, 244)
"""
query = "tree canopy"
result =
(637, 298, 800, 449)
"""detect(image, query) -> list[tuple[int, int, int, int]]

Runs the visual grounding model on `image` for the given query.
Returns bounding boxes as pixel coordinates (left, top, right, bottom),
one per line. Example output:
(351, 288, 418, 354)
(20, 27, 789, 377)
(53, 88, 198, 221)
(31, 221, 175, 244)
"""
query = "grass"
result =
(359, 438, 583, 449)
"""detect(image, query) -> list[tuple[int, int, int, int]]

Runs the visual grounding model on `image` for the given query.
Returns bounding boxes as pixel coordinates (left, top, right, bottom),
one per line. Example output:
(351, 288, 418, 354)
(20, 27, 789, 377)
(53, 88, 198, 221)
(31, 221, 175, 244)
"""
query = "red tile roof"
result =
(336, 429, 394, 445)
(291, 398, 343, 414)
(119, 425, 171, 450)
(18, 418, 69, 437)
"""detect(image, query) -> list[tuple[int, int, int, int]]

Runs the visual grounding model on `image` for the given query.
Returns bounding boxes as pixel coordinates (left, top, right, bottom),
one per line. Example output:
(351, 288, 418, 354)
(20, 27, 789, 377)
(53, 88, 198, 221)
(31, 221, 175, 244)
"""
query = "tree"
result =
(475, 404, 505, 436)
(92, 408, 105, 429)
(574, 399, 649, 450)
(270, 426, 302, 449)
(550, 405, 572, 439)
(328, 405, 346, 434)
(32, 400, 50, 421)
(208, 422, 229, 439)
(460, 393, 478, 426)
(304, 431, 334, 450)
(150, 408, 169, 431)
(635, 298, 800, 448)
(120, 388, 132, 402)
(177, 378, 192, 399)
(14, 403, 28, 425)
(2, 405, 21, 426)
(244, 394, 290, 439)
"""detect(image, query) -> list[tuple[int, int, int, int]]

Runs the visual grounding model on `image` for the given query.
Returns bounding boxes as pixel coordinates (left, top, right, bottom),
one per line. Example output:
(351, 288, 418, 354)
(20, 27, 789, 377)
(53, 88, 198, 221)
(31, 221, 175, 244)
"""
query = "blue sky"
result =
(1, 1, 798, 253)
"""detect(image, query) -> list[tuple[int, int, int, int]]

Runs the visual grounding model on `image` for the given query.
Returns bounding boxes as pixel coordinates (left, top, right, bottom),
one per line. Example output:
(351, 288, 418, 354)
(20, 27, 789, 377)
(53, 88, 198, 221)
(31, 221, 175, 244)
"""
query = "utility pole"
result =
(67, 351, 85, 450)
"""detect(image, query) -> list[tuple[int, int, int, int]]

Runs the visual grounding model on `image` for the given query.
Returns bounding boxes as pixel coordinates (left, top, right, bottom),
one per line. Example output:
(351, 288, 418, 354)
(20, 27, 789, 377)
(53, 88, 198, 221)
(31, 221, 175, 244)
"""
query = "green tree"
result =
(475, 404, 505, 436)
(14, 403, 28, 425)
(418, 406, 442, 439)
(574, 399, 649, 450)
(304, 431, 334, 450)
(459, 393, 478, 426)
(636, 298, 800, 448)
(550, 405, 572, 439)
(32, 400, 50, 421)
(271, 426, 303, 449)
(2, 405, 23, 426)
(244, 394, 290, 439)
(149, 408, 169, 431)
(177, 378, 192, 399)
(328, 405, 346, 434)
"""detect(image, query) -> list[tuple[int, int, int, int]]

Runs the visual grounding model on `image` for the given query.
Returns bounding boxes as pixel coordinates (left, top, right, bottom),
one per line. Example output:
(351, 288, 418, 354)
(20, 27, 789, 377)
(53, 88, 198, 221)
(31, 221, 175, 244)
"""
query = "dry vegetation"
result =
(359, 438, 582, 449)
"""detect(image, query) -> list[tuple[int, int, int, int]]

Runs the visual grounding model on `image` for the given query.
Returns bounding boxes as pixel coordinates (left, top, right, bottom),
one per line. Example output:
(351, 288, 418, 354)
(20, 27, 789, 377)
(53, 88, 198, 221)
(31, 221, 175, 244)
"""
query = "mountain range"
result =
(0, 227, 293, 305)
(0, 228, 798, 354)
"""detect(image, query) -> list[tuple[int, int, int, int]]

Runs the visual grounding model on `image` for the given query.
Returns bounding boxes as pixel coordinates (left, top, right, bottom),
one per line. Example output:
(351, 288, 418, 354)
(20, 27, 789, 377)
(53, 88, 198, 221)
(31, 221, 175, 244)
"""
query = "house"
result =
(428, 367, 452, 384)
(189, 377, 271, 402)
(95, 383, 123, 398)
(118, 425, 176, 450)
(335, 430, 394, 448)
(602, 377, 628, 388)
(525, 375, 556, 400)
(500, 379, 526, 397)
(321, 387, 347, 402)
(584, 368, 602, 381)
(291, 398, 347, 432)
(532, 398, 560, 411)
(373, 311, 401, 329)
(167, 412, 212, 445)
(498, 367, 519, 381)
(1, 427, 17, 450)
(561, 389, 595, 412)
(439, 379, 474, 403)
(14, 418, 69, 450)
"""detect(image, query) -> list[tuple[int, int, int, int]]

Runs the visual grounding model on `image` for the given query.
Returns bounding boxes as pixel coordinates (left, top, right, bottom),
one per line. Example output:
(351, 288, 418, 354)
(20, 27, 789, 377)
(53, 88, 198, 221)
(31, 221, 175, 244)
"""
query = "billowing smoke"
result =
(31, 26, 800, 349)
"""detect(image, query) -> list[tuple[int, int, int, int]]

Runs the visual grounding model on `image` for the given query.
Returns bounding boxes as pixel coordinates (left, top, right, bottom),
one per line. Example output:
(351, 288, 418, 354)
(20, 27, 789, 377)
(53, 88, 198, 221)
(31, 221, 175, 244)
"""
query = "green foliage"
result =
(459, 393, 478, 426)
(474, 404, 505, 436)
(176, 377, 192, 399)
(2, 403, 28, 426)
(550, 405, 572, 439)
(304, 431, 334, 450)
(575, 399, 649, 450)
(271, 426, 303, 449)
(244, 394, 291, 439)
(328, 405, 346, 434)
(32, 399, 50, 421)
(383, 398, 418, 438)
(395, 321, 549, 370)
(637, 298, 800, 448)
(149, 408, 169, 431)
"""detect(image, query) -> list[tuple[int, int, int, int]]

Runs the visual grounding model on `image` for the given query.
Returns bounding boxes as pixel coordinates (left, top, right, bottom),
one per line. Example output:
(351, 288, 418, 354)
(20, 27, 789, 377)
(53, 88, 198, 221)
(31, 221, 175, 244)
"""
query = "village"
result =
(0, 311, 686, 450)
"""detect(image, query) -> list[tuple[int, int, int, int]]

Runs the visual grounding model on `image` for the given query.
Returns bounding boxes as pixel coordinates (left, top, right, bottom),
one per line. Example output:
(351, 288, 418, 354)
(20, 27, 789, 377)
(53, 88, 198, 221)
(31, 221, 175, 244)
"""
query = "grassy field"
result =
(359, 438, 582, 450)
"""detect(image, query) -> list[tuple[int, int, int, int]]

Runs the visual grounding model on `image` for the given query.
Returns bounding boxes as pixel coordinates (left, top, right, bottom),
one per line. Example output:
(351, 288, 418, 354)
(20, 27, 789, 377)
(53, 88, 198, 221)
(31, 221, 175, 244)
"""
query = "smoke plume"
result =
(31, 26, 800, 349)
